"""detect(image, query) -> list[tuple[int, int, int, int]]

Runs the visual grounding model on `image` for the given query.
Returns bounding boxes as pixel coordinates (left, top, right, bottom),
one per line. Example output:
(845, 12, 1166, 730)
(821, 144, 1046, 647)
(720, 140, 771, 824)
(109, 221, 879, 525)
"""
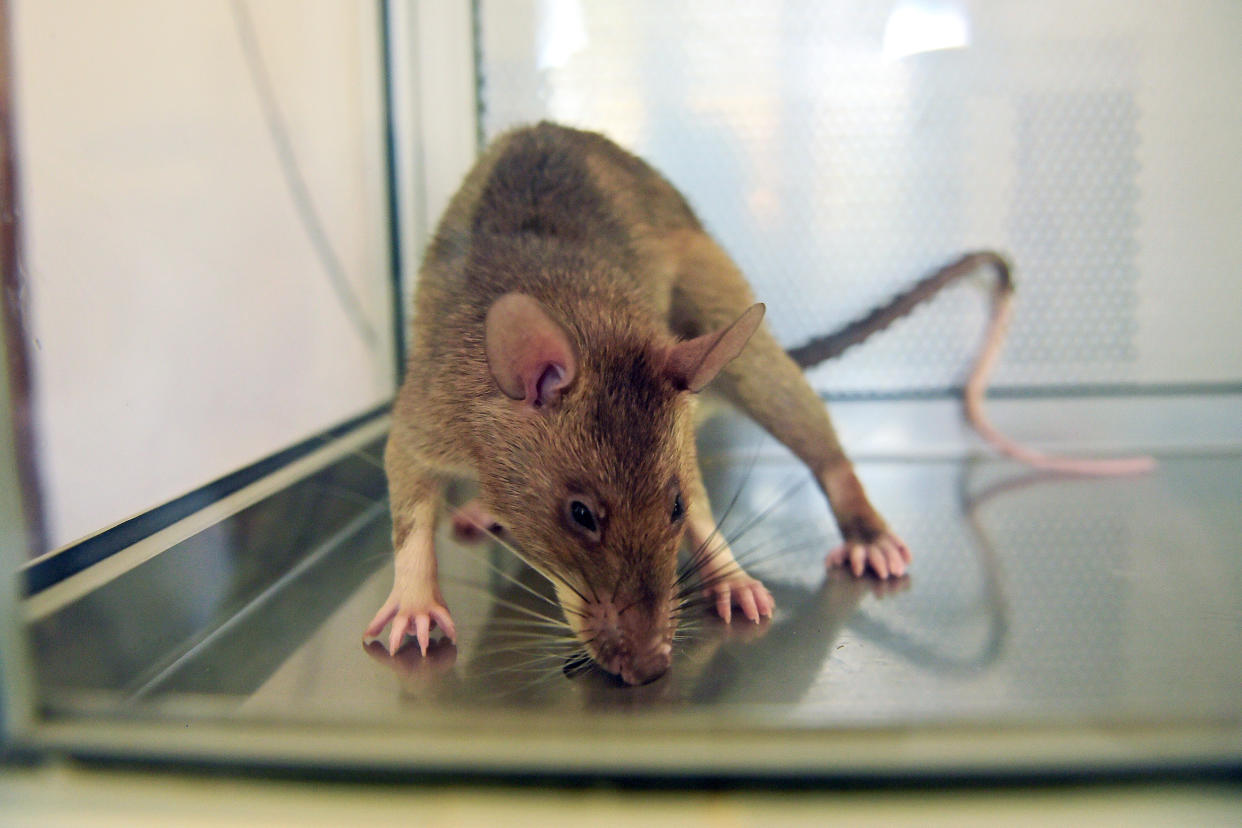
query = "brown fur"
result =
(375, 122, 905, 684)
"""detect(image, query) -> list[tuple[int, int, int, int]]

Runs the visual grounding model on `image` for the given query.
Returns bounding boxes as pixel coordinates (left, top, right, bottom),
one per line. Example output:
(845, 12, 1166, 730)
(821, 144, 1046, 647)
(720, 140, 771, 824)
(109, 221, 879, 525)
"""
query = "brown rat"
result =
(364, 121, 1149, 686)
(365, 121, 907, 685)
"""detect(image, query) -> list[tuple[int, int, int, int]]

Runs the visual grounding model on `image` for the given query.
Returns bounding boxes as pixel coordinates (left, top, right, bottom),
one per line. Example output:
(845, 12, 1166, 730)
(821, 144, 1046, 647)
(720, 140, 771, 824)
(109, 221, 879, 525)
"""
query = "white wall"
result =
(12, 0, 395, 549)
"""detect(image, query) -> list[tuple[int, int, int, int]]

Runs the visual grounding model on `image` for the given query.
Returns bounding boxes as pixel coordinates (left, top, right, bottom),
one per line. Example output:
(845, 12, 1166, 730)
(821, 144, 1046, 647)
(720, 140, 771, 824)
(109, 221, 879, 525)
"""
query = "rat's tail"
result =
(786, 251, 1012, 368)
(786, 251, 1156, 476)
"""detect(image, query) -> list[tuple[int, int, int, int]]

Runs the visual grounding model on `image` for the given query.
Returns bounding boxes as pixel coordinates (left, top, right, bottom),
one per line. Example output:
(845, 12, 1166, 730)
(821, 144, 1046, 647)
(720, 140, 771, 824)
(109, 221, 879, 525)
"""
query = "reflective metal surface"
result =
(246, 445, 1241, 727)
(24, 404, 1241, 776)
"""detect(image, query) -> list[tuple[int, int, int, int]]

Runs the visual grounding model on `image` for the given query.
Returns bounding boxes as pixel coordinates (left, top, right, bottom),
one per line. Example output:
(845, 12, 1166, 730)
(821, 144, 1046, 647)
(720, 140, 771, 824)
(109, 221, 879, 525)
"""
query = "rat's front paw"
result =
(364, 586, 457, 657)
(826, 531, 911, 579)
(706, 571, 774, 624)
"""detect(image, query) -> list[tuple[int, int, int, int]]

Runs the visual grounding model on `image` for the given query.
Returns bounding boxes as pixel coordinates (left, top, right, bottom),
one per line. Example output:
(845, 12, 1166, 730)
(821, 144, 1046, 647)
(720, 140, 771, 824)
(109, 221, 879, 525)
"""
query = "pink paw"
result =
(826, 531, 911, 579)
(706, 572, 774, 624)
(451, 499, 504, 543)
(364, 591, 457, 657)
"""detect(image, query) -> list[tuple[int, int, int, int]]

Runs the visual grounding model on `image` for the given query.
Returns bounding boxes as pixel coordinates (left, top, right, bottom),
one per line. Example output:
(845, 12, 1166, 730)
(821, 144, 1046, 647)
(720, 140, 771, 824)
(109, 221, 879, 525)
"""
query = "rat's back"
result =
(422, 123, 701, 287)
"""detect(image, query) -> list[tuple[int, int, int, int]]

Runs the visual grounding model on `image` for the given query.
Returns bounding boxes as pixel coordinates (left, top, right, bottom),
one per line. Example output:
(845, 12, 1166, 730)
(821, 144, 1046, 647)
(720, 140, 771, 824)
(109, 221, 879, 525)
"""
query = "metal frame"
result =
(383, 0, 479, 332)
(0, 0, 37, 752)
(0, 273, 35, 754)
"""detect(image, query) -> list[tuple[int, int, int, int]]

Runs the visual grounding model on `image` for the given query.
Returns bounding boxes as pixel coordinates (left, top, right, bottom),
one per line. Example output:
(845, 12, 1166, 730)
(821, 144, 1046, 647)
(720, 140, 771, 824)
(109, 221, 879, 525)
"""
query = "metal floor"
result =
(26, 402, 1242, 775)
(235, 449, 1242, 727)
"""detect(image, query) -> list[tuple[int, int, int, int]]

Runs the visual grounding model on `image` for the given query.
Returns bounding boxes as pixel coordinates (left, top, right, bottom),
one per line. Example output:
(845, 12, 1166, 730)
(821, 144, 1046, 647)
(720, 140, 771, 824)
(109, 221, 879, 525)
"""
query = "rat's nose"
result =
(619, 643, 671, 686)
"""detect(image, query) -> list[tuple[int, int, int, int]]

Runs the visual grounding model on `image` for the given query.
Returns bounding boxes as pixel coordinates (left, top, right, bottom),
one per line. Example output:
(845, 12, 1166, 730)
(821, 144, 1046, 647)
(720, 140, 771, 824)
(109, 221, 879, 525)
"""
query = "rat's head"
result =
(479, 292, 763, 685)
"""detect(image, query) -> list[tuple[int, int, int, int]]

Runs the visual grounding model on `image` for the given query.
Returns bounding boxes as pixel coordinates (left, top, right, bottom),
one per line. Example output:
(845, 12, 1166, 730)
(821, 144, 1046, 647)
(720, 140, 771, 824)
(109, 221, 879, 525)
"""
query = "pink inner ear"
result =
(486, 293, 577, 408)
(665, 303, 765, 392)
(532, 363, 566, 408)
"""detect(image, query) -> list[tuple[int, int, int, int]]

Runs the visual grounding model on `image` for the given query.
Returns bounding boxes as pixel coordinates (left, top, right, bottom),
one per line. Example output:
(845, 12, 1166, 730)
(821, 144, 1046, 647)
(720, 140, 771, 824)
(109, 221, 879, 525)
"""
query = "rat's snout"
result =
(618, 639, 672, 686)
(566, 588, 675, 686)
(597, 628, 672, 686)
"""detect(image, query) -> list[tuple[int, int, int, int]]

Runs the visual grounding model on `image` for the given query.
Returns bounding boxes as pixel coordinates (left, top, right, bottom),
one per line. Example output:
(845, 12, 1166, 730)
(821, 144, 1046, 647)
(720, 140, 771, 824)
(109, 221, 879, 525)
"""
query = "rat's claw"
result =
(378, 607, 455, 656)
(850, 543, 867, 577)
(364, 584, 456, 656)
(430, 607, 457, 644)
(868, 545, 889, 579)
(754, 587, 774, 619)
(365, 601, 397, 639)
(388, 613, 412, 656)
(715, 586, 732, 624)
(706, 572, 773, 624)
(737, 587, 760, 623)
(827, 531, 912, 580)
(414, 614, 431, 656)
(825, 544, 847, 568)
(878, 535, 908, 577)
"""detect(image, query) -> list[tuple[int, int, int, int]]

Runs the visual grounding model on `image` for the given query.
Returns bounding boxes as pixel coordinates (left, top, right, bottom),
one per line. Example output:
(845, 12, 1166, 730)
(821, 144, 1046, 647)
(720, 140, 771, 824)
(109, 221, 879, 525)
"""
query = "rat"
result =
(365, 121, 1152, 686)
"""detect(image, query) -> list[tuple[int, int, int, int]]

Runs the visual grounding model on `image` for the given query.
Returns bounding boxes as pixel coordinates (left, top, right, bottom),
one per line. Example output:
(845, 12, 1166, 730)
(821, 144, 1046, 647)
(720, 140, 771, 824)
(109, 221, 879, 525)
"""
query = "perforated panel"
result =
(478, 1, 1242, 393)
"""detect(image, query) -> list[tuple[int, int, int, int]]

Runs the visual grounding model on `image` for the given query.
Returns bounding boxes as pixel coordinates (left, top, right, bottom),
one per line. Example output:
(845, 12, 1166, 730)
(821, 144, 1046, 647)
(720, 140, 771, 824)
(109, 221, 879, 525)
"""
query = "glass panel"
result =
(9, 0, 395, 551)
(479, 0, 1242, 393)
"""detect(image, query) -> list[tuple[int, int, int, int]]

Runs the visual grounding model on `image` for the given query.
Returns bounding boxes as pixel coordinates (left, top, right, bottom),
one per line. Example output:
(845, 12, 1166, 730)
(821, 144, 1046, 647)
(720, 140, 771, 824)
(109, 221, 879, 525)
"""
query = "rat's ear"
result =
(665, 303, 765, 392)
(486, 293, 577, 409)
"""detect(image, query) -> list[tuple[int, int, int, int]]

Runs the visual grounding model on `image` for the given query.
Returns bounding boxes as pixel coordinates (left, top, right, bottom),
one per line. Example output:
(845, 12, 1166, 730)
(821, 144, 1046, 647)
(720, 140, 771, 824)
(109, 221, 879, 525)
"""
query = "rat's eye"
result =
(569, 500, 597, 533)
(563, 494, 605, 540)
(671, 492, 685, 523)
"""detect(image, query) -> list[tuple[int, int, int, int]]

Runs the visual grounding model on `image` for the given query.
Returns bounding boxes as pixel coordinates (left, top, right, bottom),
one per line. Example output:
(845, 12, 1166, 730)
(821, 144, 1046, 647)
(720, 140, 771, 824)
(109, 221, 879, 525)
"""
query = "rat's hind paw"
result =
(450, 499, 504, 543)
(706, 572, 775, 624)
(826, 531, 911, 579)
(364, 593, 457, 657)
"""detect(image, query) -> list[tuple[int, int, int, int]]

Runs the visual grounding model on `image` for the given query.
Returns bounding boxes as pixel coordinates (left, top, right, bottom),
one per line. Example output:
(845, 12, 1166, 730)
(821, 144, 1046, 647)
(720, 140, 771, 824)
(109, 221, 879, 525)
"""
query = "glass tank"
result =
(1, 0, 1239, 780)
